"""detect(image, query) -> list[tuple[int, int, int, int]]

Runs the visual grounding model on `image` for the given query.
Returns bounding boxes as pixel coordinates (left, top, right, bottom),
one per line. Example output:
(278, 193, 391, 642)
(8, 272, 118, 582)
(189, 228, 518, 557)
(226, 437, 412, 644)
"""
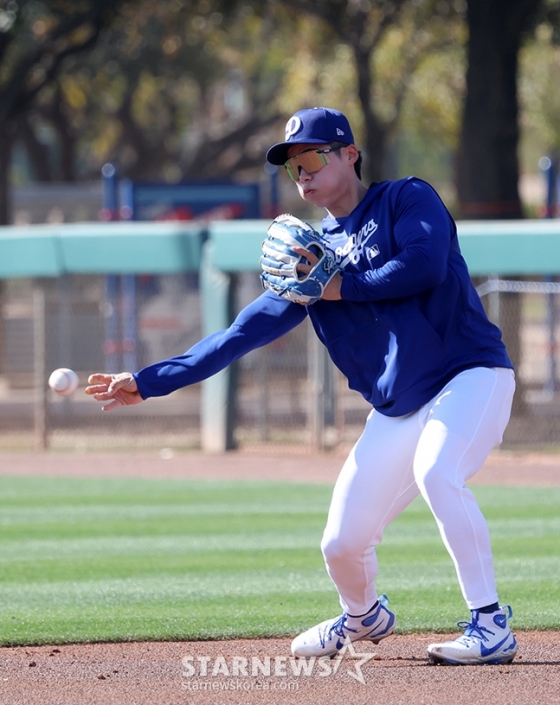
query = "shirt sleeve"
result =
(134, 291, 308, 399)
(340, 179, 453, 302)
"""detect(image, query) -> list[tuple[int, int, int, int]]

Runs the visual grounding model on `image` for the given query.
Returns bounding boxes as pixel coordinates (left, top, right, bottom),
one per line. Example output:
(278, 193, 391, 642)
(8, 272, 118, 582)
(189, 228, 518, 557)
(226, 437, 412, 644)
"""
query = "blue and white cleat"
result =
(427, 605, 518, 665)
(291, 595, 395, 658)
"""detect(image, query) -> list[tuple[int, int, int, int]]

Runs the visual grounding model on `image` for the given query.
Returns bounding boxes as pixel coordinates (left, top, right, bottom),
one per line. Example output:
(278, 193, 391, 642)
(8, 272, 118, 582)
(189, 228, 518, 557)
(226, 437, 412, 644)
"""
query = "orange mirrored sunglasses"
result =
(284, 146, 343, 181)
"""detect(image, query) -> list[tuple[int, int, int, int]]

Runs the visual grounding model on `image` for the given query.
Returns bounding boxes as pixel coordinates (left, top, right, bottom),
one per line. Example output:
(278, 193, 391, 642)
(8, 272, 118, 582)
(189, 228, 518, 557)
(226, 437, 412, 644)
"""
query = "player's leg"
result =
(321, 409, 422, 614)
(412, 366, 518, 665)
(413, 367, 514, 607)
(291, 408, 421, 657)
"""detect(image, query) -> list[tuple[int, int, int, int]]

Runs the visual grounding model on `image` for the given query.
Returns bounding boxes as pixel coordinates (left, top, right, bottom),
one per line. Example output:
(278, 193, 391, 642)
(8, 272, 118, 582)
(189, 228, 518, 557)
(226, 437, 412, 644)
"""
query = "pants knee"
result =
(321, 533, 363, 567)
(321, 536, 368, 566)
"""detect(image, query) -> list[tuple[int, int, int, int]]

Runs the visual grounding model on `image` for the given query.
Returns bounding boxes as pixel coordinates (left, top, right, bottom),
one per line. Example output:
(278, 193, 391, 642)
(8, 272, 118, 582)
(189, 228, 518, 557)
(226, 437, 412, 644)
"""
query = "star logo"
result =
(330, 638, 376, 685)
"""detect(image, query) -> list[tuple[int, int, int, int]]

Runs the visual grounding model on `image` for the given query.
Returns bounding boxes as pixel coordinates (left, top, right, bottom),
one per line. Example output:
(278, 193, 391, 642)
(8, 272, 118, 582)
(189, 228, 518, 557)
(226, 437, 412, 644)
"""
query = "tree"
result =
(10, 1, 469, 190)
(277, 0, 405, 183)
(0, 0, 124, 224)
(21, 0, 290, 183)
(277, 0, 466, 184)
(519, 1, 560, 178)
(457, 0, 544, 219)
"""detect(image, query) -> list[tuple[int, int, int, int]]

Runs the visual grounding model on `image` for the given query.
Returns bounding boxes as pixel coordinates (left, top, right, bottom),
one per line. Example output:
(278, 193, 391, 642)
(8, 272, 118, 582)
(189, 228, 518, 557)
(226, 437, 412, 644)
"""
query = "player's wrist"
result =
(323, 273, 342, 300)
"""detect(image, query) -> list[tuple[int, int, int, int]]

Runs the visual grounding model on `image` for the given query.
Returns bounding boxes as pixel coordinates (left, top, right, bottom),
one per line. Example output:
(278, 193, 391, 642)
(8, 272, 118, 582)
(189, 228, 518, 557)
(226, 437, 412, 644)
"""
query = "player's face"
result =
(285, 143, 353, 210)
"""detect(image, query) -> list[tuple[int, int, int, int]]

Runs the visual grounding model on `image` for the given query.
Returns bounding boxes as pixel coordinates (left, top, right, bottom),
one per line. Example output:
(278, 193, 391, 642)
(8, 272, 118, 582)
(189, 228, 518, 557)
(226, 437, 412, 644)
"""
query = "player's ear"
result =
(345, 144, 360, 166)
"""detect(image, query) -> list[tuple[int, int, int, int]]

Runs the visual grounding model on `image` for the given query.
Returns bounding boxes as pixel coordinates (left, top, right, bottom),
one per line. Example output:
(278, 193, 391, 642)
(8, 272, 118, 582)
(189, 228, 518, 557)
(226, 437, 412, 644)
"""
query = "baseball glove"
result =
(260, 214, 341, 305)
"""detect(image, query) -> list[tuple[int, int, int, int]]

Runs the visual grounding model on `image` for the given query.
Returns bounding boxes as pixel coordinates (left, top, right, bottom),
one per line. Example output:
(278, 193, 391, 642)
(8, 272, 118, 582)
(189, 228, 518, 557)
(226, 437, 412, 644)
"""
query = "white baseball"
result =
(48, 368, 79, 397)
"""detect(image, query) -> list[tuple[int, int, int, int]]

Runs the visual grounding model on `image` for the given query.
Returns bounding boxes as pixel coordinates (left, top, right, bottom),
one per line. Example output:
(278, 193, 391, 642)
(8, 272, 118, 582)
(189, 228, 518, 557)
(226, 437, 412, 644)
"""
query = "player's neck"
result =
(325, 179, 368, 218)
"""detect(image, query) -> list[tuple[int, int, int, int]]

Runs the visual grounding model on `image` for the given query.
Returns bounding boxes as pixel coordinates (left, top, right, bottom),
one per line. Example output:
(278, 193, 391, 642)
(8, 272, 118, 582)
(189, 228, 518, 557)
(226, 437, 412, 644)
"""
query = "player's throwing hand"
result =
(85, 372, 142, 411)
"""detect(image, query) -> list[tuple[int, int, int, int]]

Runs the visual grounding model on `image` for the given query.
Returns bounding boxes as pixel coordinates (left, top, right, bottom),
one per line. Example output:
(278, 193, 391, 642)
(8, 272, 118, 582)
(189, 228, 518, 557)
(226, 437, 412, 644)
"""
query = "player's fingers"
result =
(101, 398, 123, 412)
(91, 391, 114, 401)
(293, 246, 319, 265)
(84, 384, 109, 396)
(85, 374, 111, 395)
(88, 373, 111, 385)
(296, 262, 312, 276)
(107, 373, 137, 395)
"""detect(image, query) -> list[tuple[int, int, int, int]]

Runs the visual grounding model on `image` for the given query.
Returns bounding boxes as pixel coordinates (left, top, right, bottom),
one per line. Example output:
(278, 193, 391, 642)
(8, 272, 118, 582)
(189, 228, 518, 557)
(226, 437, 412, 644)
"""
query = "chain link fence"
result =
(0, 273, 559, 453)
(477, 278, 560, 449)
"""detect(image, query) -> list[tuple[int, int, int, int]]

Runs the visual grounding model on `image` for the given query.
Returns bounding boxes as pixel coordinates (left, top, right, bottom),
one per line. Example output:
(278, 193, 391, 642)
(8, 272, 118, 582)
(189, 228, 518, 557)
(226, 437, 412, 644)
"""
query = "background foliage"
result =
(0, 0, 559, 219)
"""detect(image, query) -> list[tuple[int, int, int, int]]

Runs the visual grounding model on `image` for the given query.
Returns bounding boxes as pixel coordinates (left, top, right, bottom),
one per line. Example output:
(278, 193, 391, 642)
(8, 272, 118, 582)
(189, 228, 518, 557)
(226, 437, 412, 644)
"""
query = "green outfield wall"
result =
(3, 218, 560, 278)
(0, 221, 204, 278)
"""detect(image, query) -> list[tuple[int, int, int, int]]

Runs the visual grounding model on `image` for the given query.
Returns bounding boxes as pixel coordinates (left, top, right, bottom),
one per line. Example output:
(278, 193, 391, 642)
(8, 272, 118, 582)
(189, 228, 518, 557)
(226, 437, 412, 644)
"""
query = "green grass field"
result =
(0, 475, 558, 646)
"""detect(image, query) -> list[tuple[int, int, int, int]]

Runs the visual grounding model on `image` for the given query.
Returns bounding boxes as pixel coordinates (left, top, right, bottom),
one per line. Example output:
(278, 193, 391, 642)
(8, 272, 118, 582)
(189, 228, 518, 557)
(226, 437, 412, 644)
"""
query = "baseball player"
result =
(86, 107, 518, 666)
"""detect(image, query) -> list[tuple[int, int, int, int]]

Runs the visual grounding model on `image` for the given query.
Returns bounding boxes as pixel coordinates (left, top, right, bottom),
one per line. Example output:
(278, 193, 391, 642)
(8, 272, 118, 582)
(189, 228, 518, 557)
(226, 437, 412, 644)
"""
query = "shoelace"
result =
(320, 615, 361, 647)
(456, 619, 494, 642)
(320, 595, 390, 649)
(321, 616, 346, 647)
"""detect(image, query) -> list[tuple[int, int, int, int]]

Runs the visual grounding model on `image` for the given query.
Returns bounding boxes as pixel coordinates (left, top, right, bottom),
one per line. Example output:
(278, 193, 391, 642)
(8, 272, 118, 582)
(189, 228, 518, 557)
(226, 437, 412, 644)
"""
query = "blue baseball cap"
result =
(266, 107, 355, 166)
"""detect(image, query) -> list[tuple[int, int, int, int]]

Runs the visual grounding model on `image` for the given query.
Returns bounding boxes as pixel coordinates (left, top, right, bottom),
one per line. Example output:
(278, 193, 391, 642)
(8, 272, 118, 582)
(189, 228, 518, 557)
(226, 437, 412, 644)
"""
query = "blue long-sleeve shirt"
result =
(134, 177, 512, 417)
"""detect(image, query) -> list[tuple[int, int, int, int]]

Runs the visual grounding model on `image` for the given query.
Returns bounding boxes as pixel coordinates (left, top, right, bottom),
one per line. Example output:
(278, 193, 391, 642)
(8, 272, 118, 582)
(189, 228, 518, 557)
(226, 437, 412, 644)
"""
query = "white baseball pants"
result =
(321, 366, 515, 615)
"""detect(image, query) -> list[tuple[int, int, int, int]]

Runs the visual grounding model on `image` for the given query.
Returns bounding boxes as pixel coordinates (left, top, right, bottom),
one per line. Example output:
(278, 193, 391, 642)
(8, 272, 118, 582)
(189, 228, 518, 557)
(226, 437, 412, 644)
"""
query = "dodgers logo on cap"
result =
(285, 116, 302, 140)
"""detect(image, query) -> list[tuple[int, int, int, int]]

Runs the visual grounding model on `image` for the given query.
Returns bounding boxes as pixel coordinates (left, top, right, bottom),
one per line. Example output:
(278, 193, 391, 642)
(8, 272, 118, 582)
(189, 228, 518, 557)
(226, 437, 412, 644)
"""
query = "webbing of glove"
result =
(260, 214, 340, 305)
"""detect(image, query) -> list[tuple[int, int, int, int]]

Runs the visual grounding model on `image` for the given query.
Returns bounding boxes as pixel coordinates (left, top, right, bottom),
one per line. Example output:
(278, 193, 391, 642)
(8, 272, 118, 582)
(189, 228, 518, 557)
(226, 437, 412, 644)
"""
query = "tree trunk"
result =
(0, 123, 10, 377)
(457, 0, 541, 218)
(457, 0, 543, 416)
(49, 85, 77, 181)
(353, 43, 387, 184)
(0, 123, 11, 225)
(17, 117, 53, 182)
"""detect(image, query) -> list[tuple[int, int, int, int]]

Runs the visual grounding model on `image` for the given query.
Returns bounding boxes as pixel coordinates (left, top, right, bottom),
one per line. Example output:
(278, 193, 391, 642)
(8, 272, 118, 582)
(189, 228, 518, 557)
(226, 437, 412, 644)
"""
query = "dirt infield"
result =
(2, 632, 559, 705)
(0, 449, 559, 705)
(2, 447, 560, 485)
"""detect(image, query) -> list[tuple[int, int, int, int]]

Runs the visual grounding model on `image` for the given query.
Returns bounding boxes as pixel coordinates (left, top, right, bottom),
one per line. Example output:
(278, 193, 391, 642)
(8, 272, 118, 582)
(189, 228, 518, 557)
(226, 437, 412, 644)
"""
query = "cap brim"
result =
(266, 139, 330, 166)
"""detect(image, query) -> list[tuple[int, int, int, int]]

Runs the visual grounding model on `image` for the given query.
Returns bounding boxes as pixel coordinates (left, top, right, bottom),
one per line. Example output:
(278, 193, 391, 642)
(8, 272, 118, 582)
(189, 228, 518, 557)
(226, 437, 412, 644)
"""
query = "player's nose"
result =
(296, 168, 312, 183)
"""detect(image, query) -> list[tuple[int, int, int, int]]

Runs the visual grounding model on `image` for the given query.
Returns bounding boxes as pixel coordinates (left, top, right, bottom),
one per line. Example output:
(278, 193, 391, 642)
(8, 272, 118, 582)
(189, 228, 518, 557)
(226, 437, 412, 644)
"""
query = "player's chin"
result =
(301, 189, 331, 209)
